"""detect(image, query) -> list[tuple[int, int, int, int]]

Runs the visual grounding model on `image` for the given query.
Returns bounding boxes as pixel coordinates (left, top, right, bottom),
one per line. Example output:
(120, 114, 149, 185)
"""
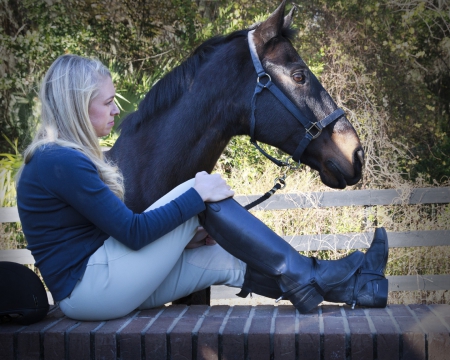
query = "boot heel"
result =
(373, 278, 388, 307)
(290, 287, 324, 314)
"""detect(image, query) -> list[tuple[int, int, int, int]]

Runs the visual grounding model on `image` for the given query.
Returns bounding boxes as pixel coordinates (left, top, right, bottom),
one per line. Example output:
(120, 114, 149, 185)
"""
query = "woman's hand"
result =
(185, 226, 217, 249)
(193, 171, 234, 202)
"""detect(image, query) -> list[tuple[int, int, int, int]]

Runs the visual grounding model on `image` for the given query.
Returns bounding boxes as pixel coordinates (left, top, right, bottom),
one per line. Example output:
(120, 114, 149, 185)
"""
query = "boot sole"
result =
(373, 227, 389, 273)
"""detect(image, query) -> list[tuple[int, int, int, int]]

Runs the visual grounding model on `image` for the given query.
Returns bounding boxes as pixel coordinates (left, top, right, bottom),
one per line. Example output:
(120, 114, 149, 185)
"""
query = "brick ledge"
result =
(1, 304, 449, 359)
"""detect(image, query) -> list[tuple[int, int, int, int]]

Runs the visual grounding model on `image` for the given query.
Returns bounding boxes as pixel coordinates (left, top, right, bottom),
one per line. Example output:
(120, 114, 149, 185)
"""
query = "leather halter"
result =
(248, 30, 345, 167)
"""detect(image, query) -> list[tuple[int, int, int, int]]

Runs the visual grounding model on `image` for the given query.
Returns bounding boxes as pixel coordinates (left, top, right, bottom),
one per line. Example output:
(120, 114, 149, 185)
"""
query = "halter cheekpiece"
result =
(248, 29, 345, 167)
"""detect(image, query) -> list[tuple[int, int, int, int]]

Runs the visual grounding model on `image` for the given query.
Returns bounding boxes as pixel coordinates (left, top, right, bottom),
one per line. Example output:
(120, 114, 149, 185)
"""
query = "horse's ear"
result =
(254, 0, 287, 44)
(283, 4, 297, 29)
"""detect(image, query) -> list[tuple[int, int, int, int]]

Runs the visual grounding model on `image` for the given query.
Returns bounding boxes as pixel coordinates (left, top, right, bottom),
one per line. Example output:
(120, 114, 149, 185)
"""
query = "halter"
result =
(248, 30, 345, 167)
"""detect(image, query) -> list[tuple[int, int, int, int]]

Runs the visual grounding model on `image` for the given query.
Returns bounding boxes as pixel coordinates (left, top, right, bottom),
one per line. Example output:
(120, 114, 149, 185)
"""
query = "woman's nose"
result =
(112, 102, 120, 116)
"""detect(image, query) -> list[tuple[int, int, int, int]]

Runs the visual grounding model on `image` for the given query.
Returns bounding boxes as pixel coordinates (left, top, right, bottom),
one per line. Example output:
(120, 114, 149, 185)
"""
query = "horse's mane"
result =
(119, 25, 297, 135)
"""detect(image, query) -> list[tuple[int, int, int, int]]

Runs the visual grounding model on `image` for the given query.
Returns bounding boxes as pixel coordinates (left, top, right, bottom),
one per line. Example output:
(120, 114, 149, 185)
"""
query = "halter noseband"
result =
(248, 30, 345, 167)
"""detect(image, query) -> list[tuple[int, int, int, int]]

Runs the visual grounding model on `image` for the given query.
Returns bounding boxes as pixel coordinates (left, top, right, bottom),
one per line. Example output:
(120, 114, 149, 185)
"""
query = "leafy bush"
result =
(0, 136, 22, 207)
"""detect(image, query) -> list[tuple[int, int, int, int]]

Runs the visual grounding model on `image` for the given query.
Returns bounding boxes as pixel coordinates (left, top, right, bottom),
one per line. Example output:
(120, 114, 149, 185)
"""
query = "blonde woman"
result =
(17, 54, 389, 321)
(16, 55, 242, 321)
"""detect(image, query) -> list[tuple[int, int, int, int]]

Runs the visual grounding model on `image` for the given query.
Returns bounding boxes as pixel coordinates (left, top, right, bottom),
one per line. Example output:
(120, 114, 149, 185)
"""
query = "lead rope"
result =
(244, 174, 287, 210)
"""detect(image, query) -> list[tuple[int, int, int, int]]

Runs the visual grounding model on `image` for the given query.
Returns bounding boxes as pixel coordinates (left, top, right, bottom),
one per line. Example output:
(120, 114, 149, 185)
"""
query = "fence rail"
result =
(233, 186, 450, 210)
(1, 187, 450, 295)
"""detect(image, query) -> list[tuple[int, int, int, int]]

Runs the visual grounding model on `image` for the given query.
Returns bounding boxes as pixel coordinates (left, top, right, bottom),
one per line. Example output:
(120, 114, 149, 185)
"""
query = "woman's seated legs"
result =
(59, 179, 235, 321)
(138, 244, 245, 310)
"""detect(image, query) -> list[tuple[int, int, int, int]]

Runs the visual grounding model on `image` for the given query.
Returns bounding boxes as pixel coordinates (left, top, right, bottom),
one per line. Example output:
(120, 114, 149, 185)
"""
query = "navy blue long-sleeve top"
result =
(16, 144, 206, 301)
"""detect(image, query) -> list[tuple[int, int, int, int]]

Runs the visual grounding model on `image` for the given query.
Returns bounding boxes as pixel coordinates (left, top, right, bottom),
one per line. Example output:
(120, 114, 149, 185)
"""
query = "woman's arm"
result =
(37, 147, 212, 250)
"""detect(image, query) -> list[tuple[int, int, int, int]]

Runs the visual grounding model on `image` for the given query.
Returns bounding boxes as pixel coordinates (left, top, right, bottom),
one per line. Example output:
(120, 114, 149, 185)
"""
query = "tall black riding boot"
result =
(199, 198, 364, 314)
(237, 265, 282, 300)
(324, 227, 389, 308)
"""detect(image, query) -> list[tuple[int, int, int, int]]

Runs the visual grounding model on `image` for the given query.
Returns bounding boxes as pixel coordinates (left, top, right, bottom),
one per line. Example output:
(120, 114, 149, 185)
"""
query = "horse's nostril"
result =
(355, 149, 365, 168)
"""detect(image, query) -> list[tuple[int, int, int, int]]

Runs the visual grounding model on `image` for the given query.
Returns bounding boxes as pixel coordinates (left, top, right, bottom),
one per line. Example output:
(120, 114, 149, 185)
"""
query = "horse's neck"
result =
(155, 93, 246, 172)
(114, 74, 251, 211)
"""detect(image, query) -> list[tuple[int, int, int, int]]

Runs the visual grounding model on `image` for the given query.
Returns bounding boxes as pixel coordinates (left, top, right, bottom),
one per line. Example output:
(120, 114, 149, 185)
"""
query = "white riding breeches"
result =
(59, 179, 245, 321)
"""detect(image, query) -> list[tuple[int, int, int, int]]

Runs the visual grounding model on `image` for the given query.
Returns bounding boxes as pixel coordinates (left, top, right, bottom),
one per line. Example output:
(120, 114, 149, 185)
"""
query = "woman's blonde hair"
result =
(18, 54, 124, 199)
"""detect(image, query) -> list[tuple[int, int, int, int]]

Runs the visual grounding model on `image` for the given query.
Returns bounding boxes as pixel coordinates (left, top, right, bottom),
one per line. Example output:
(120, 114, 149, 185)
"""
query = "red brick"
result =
(253, 305, 275, 317)
(221, 306, 252, 360)
(206, 305, 230, 317)
(276, 305, 296, 317)
(323, 316, 346, 360)
(170, 305, 209, 360)
(0, 322, 27, 360)
(144, 305, 188, 360)
(429, 305, 450, 317)
(247, 306, 274, 360)
(273, 306, 296, 360)
(347, 316, 372, 359)
(67, 321, 103, 360)
(388, 304, 411, 316)
(228, 305, 252, 318)
(298, 315, 320, 360)
(321, 304, 341, 317)
(370, 315, 399, 360)
(197, 306, 230, 360)
(16, 308, 65, 360)
(428, 332, 450, 360)
(181, 305, 209, 316)
(94, 312, 137, 360)
(118, 317, 154, 360)
(43, 317, 79, 360)
(408, 304, 430, 316)
(365, 307, 391, 316)
(343, 305, 366, 317)
(409, 305, 450, 360)
(391, 310, 426, 360)
(144, 317, 173, 359)
(428, 306, 450, 336)
(4, 303, 450, 360)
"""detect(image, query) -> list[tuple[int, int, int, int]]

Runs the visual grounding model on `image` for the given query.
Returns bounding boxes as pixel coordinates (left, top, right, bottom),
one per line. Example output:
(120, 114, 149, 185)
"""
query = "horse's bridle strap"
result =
(291, 108, 345, 162)
(248, 30, 345, 165)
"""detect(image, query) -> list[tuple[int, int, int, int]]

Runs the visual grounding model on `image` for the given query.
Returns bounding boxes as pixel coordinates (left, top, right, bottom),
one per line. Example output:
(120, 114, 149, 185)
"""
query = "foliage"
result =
(301, 0, 450, 183)
(0, 134, 26, 250)
(1, 0, 449, 304)
(0, 135, 22, 207)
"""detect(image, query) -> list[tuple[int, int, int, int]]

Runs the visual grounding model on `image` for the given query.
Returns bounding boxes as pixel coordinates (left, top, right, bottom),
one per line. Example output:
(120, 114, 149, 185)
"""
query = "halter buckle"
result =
(306, 122, 323, 139)
(257, 73, 272, 87)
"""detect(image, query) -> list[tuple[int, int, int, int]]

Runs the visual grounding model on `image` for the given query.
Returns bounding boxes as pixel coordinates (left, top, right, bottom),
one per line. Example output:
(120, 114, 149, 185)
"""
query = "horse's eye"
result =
(292, 72, 305, 84)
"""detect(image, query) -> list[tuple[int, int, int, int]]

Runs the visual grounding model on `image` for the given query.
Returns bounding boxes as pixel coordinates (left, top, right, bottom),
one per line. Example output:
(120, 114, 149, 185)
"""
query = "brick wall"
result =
(1, 304, 449, 359)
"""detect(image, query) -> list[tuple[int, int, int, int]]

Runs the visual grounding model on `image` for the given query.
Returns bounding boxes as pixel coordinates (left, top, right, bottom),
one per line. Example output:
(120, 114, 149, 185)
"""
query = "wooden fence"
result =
(217, 187, 450, 299)
(1, 187, 449, 302)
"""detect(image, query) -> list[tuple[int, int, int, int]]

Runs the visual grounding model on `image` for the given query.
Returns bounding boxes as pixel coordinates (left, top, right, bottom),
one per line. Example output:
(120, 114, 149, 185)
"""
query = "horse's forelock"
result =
(281, 26, 298, 41)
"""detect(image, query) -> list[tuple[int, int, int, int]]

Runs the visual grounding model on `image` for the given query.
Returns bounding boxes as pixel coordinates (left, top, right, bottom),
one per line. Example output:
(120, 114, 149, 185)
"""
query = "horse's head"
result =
(248, 1, 363, 189)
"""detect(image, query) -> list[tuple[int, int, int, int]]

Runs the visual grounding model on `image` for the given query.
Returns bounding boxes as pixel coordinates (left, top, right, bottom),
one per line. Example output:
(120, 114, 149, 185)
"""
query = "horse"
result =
(107, 0, 364, 216)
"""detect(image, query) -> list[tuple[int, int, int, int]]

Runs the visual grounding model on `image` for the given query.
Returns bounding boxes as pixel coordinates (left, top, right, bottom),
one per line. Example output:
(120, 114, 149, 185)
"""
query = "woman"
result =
(17, 54, 389, 321)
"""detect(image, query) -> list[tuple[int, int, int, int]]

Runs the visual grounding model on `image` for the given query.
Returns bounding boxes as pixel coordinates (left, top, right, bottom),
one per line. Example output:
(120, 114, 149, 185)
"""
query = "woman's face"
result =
(88, 76, 120, 137)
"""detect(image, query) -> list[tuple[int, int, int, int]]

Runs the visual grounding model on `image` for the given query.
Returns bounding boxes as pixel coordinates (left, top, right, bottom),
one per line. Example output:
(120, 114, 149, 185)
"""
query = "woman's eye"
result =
(293, 73, 305, 83)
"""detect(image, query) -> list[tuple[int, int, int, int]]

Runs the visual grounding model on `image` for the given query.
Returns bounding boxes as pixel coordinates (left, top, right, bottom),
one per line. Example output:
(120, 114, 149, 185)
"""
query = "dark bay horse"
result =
(107, 0, 364, 214)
